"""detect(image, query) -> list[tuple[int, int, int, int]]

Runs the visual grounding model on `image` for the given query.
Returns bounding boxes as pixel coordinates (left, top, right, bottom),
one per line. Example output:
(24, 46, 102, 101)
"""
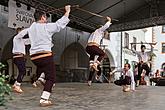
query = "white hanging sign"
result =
(8, 0, 35, 28)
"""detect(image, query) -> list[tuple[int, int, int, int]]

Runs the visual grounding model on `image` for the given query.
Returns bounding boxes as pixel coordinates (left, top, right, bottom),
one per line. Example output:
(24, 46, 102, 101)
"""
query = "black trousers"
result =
(31, 55, 55, 93)
(13, 57, 26, 83)
(137, 63, 150, 80)
(86, 45, 105, 62)
(114, 76, 131, 86)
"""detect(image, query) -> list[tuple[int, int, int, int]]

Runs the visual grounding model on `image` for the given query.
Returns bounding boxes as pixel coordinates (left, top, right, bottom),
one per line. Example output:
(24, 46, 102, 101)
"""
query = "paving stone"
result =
(0, 83, 165, 110)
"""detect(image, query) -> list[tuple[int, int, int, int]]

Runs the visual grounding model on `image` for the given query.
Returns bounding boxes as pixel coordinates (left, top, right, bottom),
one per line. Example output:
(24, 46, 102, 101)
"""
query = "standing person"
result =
(12, 27, 30, 93)
(136, 45, 151, 86)
(133, 64, 138, 86)
(86, 17, 112, 86)
(154, 69, 161, 78)
(13, 5, 71, 106)
(150, 69, 161, 85)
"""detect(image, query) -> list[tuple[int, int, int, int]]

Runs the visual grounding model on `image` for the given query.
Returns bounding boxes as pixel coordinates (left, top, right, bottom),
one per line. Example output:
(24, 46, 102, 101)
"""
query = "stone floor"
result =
(1, 83, 165, 110)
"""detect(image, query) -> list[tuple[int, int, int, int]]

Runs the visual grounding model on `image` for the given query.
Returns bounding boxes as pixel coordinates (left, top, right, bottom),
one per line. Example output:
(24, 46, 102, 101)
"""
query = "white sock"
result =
(94, 55, 99, 62)
(89, 60, 94, 63)
(96, 60, 100, 65)
(89, 60, 94, 67)
(38, 72, 45, 82)
(38, 77, 45, 82)
(15, 81, 21, 86)
(41, 91, 50, 100)
(40, 72, 45, 78)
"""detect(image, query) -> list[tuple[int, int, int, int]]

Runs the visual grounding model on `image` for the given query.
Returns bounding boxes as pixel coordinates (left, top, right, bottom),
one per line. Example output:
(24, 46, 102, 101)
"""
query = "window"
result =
(1, 6, 8, 13)
(162, 43, 165, 53)
(162, 26, 165, 33)
(131, 61, 137, 70)
(124, 32, 129, 49)
(3, 6, 8, 12)
(133, 37, 137, 50)
(124, 59, 129, 64)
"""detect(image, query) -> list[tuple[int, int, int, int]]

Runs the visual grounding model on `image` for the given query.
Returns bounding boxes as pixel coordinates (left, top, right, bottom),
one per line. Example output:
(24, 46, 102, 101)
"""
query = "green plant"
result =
(0, 62, 11, 106)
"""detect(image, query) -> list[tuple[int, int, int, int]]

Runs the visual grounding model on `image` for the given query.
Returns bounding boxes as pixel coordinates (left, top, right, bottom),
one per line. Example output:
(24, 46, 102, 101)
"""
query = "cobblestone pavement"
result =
(1, 83, 165, 110)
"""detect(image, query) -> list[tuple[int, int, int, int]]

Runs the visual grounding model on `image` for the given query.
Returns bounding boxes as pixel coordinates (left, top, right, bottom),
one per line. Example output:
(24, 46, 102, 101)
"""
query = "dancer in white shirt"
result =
(114, 63, 135, 92)
(14, 5, 71, 106)
(121, 63, 135, 92)
(137, 45, 151, 86)
(12, 27, 30, 93)
(86, 17, 112, 86)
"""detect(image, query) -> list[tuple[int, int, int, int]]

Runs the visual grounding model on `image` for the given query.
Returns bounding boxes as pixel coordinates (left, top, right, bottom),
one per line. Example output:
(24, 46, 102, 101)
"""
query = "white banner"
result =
(8, 0, 35, 28)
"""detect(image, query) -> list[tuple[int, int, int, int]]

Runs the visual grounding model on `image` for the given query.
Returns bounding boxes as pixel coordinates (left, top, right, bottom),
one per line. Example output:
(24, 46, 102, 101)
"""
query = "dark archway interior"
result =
(57, 42, 88, 82)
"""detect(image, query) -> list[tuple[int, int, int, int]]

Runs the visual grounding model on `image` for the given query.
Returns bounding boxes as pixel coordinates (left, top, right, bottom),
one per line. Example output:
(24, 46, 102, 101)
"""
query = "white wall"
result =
(108, 30, 145, 79)
(104, 32, 122, 68)
(124, 29, 146, 51)
(122, 29, 146, 70)
(153, 26, 165, 72)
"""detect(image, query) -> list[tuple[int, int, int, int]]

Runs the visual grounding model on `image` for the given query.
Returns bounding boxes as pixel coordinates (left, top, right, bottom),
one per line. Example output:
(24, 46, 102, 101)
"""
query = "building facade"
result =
(109, 29, 146, 80)
(152, 26, 165, 76)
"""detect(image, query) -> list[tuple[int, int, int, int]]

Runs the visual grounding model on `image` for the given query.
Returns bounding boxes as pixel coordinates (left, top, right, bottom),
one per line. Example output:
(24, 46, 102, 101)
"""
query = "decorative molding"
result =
(109, 15, 165, 32)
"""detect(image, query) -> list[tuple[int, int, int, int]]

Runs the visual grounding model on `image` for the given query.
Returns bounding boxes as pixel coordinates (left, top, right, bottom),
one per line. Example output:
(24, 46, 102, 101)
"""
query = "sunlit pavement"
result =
(1, 83, 165, 110)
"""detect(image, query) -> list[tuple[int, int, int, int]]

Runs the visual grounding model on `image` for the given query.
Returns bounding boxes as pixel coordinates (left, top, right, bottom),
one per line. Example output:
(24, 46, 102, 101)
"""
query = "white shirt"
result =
(122, 69, 135, 90)
(88, 21, 111, 45)
(14, 16, 70, 55)
(12, 36, 26, 54)
(138, 52, 149, 63)
(23, 38, 31, 45)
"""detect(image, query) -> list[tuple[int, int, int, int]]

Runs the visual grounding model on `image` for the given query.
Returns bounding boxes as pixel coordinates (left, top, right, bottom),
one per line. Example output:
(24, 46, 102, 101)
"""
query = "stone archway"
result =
(100, 49, 116, 82)
(59, 42, 88, 82)
(104, 49, 116, 70)
(1, 38, 13, 62)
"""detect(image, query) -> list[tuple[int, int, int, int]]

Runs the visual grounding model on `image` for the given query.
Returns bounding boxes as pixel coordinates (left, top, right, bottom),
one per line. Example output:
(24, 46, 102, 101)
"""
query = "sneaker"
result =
(35, 80, 55, 88)
(89, 67, 94, 72)
(89, 61, 94, 70)
(53, 83, 56, 87)
(89, 63, 93, 69)
(36, 80, 45, 87)
(40, 99, 53, 107)
(13, 85, 23, 93)
(32, 82, 37, 88)
(95, 75, 99, 81)
(123, 87, 131, 92)
(123, 85, 131, 92)
(87, 81, 92, 86)
(92, 63, 99, 71)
